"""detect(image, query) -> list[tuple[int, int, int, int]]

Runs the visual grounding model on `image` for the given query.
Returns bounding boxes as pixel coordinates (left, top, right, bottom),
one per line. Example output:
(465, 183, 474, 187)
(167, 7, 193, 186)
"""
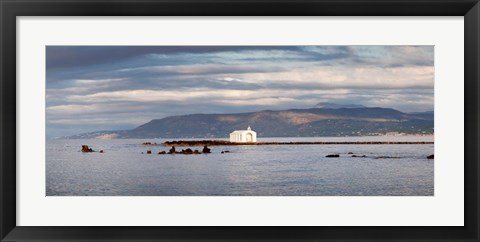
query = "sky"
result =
(46, 46, 434, 137)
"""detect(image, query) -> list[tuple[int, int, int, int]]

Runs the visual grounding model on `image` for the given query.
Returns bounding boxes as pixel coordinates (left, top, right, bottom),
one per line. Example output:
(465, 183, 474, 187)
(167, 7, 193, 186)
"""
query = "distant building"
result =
(230, 126, 257, 143)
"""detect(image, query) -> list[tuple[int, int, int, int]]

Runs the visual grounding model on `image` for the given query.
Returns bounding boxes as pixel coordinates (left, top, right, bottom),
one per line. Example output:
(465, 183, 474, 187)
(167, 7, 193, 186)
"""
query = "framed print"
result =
(1, 0, 479, 241)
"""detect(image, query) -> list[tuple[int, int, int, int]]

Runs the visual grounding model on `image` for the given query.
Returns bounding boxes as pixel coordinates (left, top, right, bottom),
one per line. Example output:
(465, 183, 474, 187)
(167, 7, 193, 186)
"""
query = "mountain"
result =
(314, 102, 366, 109)
(408, 111, 434, 120)
(67, 107, 434, 139)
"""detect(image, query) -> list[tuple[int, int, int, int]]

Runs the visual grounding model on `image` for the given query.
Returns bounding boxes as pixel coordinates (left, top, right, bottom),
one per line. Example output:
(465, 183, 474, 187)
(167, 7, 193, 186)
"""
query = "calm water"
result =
(46, 136, 434, 196)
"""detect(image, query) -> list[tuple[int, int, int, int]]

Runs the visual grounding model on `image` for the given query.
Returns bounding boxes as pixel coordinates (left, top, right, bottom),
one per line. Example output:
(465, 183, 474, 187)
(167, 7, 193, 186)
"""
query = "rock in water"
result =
(99, 150, 104, 153)
(352, 155, 366, 157)
(147, 150, 152, 154)
(375, 156, 400, 159)
(427, 154, 434, 159)
(81, 145, 94, 152)
(168, 146, 176, 154)
(158, 151, 166, 154)
(326, 154, 340, 158)
(202, 146, 211, 153)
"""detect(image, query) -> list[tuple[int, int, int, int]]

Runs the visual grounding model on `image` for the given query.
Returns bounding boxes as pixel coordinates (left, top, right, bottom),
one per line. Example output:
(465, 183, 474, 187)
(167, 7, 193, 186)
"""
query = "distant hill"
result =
(408, 111, 434, 120)
(67, 106, 434, 139)
(314, 102, 366, 109)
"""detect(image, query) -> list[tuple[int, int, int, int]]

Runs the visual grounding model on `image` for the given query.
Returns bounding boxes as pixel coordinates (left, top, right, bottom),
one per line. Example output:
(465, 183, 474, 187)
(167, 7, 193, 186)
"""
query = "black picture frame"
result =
(1, 0, 479, 241)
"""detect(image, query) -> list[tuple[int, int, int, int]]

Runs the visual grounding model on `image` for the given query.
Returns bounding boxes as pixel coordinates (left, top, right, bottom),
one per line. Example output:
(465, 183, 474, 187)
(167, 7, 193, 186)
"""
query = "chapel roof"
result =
(230, 126, 255, 134)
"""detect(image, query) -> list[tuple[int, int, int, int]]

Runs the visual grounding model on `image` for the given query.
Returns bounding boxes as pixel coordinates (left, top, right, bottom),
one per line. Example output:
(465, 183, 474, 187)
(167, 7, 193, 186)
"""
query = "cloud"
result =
(348, 46, 434, 67)
(228, 66, 434, 89)
(117, 63, 286, 75)
(63, 88, 351, 104)
(46, 46, 301, 69)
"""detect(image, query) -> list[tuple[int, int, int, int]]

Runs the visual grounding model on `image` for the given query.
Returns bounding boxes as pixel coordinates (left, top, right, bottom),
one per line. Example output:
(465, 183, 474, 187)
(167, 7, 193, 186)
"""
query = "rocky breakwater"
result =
(161, 140, 434, 146)
(162, 140, 234, 147)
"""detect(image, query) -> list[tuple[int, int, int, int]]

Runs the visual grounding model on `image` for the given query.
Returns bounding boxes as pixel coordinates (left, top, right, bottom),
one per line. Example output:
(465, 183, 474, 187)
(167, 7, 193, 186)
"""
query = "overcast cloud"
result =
(46, 46, 434, 137)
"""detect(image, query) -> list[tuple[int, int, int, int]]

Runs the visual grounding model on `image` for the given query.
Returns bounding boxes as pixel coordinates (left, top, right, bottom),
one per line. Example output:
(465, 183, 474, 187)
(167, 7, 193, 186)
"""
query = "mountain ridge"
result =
(66, 106, 434, 139)
(314, 102, 366, 109)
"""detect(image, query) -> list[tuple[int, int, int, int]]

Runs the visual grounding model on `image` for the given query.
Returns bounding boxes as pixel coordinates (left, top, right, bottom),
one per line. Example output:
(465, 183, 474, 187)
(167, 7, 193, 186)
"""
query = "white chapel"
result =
(229, 126, 257, 143)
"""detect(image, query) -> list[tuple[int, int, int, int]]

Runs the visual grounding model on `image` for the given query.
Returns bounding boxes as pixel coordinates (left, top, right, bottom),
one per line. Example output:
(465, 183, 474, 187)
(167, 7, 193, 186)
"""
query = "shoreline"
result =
(149, 140, 434, 147)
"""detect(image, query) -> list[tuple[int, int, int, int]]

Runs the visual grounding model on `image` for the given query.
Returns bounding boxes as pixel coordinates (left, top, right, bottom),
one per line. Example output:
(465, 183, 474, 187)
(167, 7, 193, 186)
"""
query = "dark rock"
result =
(326, 154, 340, 158)
(375, 156, 400, 159)
(427, 154, 434, 159)
(347, 152, 354, 154)
(146, 150, 152, 154)
(99, 150, 104, 153)
(81, 145, 94, 153)
(164, 147, 203, 155)
(158, 151, 166, 154)
(352, 155, 367, 158)
(202, 145, 211, 153)
(143, 142, 158, 145)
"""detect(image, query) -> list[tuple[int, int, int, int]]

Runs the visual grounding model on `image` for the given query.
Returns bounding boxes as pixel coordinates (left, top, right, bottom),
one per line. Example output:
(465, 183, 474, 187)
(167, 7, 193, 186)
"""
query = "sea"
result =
(46, 136, 434, 196)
